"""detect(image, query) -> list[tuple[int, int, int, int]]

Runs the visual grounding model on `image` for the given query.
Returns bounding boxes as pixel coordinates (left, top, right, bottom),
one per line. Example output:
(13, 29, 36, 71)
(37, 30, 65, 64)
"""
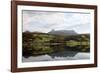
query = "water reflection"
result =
(22, 33, 90, 62)
(23, 42, 90, 58)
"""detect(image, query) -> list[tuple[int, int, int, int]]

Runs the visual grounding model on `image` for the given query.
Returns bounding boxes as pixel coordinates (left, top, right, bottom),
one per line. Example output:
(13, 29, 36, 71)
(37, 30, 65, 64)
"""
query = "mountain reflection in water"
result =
(22, 51, 90, 62)
(22, 32, 90, 62)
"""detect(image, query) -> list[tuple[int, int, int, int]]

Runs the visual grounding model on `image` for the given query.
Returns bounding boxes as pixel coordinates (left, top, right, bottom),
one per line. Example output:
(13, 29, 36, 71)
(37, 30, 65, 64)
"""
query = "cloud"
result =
(22, 10, 91, 33)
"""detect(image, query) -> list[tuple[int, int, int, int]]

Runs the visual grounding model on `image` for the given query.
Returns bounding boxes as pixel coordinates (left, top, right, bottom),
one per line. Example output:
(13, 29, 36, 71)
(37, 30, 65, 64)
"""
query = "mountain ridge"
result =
(48, 29, 77, 36)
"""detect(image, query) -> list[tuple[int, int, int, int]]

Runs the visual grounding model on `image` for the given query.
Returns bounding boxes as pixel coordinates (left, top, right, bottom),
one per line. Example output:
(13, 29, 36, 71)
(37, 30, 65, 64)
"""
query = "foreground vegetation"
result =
(22, 32, 90, 57)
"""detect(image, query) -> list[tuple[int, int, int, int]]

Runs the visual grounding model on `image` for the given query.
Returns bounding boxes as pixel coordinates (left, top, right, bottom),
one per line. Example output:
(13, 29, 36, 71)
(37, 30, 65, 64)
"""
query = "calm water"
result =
(23, 41, 90, 62)
(22, 51, 90, 62)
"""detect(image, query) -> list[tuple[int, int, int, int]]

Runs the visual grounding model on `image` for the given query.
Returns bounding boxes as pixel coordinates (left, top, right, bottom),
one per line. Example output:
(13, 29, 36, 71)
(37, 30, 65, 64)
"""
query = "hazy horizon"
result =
(22, 10, 91, 34)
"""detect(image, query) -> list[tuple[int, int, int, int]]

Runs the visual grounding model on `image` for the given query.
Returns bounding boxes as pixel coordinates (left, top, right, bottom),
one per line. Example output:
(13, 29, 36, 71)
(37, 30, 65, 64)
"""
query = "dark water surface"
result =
(22, 42, 90, 62)
(22, 51, 90, 62)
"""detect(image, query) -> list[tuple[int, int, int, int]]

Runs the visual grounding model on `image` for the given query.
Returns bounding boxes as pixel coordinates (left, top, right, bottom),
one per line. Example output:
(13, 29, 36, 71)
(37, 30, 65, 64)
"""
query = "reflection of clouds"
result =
(23, 10, 91, 33)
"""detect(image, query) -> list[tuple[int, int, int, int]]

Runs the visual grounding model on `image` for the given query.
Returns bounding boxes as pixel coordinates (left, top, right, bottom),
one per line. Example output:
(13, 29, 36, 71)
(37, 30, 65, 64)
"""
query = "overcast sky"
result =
(22, 10, 91, 34)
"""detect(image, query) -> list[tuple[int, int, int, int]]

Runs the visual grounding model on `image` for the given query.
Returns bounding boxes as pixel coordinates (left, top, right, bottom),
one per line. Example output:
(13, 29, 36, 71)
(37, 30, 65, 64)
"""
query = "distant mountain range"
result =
(48, 29, 77, 36)
(24, 30, 77, 36)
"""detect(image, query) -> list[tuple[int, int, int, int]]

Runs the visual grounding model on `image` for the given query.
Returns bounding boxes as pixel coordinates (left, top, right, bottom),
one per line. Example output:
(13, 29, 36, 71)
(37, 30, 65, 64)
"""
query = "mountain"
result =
(48, 29, 77, 36)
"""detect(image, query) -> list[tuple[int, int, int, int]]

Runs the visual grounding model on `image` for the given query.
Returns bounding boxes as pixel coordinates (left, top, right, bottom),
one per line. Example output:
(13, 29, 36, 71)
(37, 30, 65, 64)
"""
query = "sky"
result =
(22, 10, 91, 34)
